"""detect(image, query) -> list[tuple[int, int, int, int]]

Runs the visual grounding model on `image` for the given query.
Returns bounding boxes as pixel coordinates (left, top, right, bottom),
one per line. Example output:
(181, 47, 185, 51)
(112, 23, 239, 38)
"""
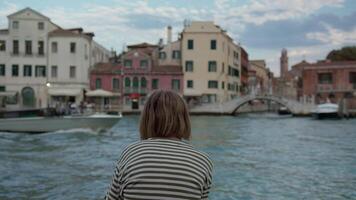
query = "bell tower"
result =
(280, 48, 288, 78)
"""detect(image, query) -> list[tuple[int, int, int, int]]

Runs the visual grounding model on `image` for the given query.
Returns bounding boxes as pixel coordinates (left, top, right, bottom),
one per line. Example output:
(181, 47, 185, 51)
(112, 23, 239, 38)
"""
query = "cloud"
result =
(306, 23, 356, 45)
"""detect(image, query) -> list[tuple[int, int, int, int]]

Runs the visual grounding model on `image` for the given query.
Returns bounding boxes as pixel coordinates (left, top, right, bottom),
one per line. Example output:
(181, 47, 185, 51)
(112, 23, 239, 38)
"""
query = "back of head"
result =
(140, 90, 191, 140)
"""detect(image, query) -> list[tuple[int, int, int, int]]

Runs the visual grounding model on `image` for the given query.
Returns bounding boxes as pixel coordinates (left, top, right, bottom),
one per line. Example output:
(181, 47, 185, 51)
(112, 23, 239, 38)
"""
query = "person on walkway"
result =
(105, 90, 213, 200)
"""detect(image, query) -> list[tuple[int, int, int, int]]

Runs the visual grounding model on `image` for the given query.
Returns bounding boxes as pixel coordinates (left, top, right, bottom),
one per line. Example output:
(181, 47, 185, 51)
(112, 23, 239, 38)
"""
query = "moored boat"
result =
(278, 106, 291, 115)
(311, 103, 340, 119)
(0, 112, 122, 133)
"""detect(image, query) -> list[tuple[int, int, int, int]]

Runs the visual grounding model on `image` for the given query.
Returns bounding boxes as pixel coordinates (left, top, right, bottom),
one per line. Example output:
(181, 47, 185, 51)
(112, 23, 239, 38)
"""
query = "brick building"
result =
(302, 60, 356, 110)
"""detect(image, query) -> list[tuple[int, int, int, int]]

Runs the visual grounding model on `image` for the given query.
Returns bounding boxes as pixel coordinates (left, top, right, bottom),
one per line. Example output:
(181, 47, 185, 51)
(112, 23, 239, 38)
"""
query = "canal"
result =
(0, 114, 355, 199)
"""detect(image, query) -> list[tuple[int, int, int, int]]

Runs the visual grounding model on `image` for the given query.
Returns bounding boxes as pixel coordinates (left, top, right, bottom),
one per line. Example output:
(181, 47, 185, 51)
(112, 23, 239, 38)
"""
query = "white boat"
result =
(311, 103, 340, 119)
(278, 106, 291, 115)
(0, 113, 122, 133)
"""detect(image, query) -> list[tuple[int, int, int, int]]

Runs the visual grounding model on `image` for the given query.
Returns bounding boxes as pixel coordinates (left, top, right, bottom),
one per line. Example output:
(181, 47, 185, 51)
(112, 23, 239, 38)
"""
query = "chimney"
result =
(167, 26, 172, 44)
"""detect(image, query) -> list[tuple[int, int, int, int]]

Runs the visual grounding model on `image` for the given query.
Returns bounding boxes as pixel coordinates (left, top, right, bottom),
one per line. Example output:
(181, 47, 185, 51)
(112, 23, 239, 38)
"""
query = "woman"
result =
(105, 90, 213, 200)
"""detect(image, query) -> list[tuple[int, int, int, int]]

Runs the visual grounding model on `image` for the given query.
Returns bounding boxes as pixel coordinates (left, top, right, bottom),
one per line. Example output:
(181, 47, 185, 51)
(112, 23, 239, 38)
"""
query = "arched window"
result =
(133, 77, 139, 88)
(125, 77, 131, 87)
(141, 77, 147, 88)
(22, 87, 35, 107)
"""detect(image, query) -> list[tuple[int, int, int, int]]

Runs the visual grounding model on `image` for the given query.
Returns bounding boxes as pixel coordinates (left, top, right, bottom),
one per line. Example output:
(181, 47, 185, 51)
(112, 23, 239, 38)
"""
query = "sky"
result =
(1, 0, 356, 76)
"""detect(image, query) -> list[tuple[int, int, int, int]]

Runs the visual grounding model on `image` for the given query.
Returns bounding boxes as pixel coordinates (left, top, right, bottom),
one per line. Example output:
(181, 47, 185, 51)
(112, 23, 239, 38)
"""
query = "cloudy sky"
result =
(1, 0, 356, 76)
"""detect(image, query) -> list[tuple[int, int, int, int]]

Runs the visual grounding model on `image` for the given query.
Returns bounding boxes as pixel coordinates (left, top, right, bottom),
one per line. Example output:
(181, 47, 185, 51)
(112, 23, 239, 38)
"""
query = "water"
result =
(0, 113, 356, 200)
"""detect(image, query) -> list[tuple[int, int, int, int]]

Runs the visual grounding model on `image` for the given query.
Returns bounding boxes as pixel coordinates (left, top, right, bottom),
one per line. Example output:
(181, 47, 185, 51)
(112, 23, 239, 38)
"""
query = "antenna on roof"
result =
(183, 19, 191, 28)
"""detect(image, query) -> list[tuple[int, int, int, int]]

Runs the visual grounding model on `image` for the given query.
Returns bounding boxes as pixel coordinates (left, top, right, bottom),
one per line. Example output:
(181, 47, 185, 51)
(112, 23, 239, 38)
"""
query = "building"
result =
(249, 60, 271, 95)
(280, 48, 288, 78)
(302, 60, 356, 110)
(273, 49, 298, 100)
(88, 26, 184, 112)
(180, 21, 241, 104)
(240, 47, 249, 95)
(0, 7, 109, 111)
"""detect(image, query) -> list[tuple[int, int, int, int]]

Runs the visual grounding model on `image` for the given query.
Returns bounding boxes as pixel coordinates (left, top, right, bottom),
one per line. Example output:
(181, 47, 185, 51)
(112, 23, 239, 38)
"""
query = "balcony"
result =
(124, 87, 148, 94)
(316, 84, 356, 93)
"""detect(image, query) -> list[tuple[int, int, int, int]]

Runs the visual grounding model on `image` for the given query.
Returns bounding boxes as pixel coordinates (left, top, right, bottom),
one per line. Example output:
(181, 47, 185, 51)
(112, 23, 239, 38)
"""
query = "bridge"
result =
(189, 94, 315, 115)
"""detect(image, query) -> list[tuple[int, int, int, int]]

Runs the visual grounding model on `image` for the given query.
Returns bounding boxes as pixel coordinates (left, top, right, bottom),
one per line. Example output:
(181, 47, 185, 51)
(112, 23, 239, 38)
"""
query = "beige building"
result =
(249, 60, 271, 95)
(180, 21, 241, 104)
(0, 7, 109, 110)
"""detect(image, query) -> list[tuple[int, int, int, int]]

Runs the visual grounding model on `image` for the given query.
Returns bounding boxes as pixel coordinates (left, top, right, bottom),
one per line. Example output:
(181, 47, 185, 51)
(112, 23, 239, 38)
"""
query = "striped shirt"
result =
(105, 138, 213, 200)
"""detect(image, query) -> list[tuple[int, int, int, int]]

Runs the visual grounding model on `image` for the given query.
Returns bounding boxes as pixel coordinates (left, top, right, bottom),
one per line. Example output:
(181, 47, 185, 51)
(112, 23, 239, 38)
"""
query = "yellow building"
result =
(180, 21, 241, 105)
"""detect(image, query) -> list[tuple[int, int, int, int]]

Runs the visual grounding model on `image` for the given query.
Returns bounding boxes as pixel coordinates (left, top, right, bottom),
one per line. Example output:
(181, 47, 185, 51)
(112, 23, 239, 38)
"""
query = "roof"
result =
(303, 60, 356, 70)
(48, 28, 94, 40)
(91, 62, 122, 74)
(292, 60, 310, 68)
(152, 65, 183, 73)
(127, 42, 158, 49)
(7, 7, 50, 20)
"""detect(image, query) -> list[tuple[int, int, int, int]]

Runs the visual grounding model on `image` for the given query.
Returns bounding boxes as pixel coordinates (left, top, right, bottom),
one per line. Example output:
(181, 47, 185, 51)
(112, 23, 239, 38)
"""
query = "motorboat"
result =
(0, 112, 122, 133)
(278, 106, 291, 115)
(311, 103, 340, 119)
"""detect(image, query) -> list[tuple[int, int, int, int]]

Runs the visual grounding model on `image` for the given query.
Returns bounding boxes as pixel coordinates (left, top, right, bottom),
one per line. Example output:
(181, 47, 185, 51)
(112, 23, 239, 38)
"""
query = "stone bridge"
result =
(189, 95, 315, 115)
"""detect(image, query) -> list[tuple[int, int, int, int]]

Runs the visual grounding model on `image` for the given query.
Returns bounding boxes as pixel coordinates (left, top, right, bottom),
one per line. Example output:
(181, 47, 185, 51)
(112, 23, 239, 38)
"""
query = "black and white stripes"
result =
(106, 138, 213, 200)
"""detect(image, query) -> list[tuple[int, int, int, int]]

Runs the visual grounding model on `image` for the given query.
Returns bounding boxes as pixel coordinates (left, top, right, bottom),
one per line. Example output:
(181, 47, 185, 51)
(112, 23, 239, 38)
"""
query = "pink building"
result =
(89, 42, 183, 111)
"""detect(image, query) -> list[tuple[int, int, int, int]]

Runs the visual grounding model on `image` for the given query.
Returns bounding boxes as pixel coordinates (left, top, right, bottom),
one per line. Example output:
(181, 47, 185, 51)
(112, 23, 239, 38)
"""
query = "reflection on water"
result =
(0, 113, 355, 199)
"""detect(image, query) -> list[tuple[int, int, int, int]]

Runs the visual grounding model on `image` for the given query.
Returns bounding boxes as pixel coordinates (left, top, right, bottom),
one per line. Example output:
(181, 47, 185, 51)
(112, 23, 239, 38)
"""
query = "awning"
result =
(86, 89, 120, 97)
(0, 91, 17, 97)
(48, 88, 82, 96)
(183, 91, 202, 97)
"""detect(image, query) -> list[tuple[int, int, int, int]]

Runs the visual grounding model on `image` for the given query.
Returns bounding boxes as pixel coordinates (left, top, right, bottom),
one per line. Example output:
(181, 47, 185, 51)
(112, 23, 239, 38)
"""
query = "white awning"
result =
(86, 89, 120, 97)
(48, 88, 82, 96)
(183, 91, 202, 97)
(0, 91, 17, 97)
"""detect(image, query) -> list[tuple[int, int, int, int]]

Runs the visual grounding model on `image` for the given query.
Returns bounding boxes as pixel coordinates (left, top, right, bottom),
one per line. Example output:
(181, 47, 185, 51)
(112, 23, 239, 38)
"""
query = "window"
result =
(152, 79, 159, 89)
(38, 22, 44, 30)
(12, 65, 18, 77)
(70, 66, 76, 78)
(187, 39, 194, 50)
(95, 78, 102, 89)
(38, 41, 44, 55)
(24, 65, 32, 77)
(133, 77, 139, 88)
(51, 42, 58, 53)
(70, 42, 76, 53)
(222, 81, 225, 89)
(141, 77, 147, 88)
(222, 63, 225, 73)
(0, 86, 5, 92)
(349, 72, 356, 83)
(51, 66, 57, 78)
(208, 80, 218, 89)
(140, 60, 148, 68)
(172, 50, 181, 59)
(125, 77, 131, 87)
(208, 61, 217, 72)
(159, 52, 166, 59)
(12, 21, 19, 29)
(35, 66, 46, 77)
(210, 40, 217, 50)
(124, 60, 132, 67)
(0, 64, 5, 76)
(13, 40, 19, 55)
(25, 40, 32, 55)
(113, 78, 120, 91)
(233, 68, 239, 77)
(0, 40, 6, 51)
(318, 73, 333, 84)
(185, 61, 193, 72)
(187, 80, 193, 88)
(172, 79, 180, 91)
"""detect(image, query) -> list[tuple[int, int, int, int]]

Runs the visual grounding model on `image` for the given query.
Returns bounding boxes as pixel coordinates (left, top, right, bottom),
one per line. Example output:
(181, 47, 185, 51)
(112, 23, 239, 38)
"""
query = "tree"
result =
(326, 46, 356, 61)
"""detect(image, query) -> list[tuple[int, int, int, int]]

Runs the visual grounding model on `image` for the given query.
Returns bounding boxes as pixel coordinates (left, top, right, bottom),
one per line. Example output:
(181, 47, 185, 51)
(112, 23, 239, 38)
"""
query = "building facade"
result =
(180, 21, 241, 104)
(249, 60, 271, 95)
(90, 41, 183, 111)
(302, 61, 356, 110)
(0, 7, 109, 110)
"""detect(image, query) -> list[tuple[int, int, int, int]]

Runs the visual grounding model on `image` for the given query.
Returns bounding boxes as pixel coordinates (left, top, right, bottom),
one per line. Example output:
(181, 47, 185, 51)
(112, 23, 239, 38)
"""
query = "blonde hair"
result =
(139, 90, 191, 140)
